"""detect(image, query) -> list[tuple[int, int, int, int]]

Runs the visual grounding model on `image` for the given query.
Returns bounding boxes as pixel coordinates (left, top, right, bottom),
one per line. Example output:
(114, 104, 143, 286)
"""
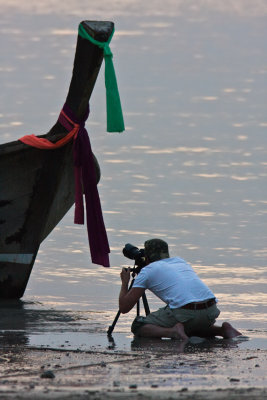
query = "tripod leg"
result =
(142, 292, 150, 315)
(107, 277, 136, 335)
(107, 310, 121, 336)
(136, 299, 140, 316)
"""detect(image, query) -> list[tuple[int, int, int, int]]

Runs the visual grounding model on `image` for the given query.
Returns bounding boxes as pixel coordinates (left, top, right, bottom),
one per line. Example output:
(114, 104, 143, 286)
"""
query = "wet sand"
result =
(1, 336, 266, 400)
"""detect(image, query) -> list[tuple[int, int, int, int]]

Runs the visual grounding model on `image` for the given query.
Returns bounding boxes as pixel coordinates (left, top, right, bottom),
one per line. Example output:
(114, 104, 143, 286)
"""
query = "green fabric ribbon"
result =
(78, 23, 125, 133)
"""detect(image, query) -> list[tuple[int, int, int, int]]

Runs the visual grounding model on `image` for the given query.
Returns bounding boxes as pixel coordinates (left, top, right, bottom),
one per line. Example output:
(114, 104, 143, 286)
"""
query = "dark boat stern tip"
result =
(81, 20, 114, 41)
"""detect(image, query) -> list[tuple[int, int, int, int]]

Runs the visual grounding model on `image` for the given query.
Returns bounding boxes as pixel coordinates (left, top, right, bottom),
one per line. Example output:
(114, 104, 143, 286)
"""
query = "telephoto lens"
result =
(122, 244, 146, 270)
(123, 244, 142, 260)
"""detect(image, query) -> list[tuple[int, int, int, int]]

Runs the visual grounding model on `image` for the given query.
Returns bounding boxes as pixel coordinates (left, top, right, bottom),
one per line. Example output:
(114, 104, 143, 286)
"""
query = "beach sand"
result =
(0, 337, 266, 399)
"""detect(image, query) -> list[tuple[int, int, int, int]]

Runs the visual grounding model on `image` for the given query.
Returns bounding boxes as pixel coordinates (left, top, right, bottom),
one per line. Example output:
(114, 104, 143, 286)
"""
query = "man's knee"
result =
(131, 316, 147, 335)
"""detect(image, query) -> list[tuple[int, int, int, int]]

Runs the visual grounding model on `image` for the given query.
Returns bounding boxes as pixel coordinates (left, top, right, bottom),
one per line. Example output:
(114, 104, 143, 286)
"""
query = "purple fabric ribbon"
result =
(58, 103, 110, 268)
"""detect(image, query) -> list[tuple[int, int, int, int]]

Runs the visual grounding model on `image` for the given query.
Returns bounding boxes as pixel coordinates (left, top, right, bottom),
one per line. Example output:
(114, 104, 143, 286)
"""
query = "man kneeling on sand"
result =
(119, 238, 241, 340)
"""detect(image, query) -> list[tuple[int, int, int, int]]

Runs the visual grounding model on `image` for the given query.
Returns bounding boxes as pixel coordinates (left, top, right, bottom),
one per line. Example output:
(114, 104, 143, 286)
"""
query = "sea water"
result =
(0, 1, 266, 352)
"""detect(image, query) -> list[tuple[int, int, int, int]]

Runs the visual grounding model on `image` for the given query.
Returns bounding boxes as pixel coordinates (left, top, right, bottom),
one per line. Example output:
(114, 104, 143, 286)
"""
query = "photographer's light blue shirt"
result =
(133, 257, 216, 309)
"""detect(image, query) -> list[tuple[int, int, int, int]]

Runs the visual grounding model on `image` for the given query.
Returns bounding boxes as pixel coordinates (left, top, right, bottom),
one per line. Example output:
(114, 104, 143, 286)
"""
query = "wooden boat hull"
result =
(0, 20, 113, 299)
(0, 140, 75, 298)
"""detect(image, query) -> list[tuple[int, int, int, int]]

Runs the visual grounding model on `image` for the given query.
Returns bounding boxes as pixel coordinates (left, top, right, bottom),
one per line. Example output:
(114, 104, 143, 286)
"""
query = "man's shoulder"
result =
(147, 257, 186, 268)
(151, 257, 192, 272)
(155, 257, 187, 264)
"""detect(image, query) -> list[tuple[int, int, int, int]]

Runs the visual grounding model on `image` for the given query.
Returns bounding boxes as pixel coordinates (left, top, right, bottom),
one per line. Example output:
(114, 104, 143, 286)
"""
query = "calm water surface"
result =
(0, 1, 266, 351)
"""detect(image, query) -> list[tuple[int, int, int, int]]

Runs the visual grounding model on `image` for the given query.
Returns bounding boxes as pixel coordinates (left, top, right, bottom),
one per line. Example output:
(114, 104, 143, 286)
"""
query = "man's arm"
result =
(119, 268, 145, 314)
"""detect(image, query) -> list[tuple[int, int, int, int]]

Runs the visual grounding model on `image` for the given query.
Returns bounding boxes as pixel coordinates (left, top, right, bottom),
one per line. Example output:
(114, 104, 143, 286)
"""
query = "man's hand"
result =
(120, 267, 131, 286)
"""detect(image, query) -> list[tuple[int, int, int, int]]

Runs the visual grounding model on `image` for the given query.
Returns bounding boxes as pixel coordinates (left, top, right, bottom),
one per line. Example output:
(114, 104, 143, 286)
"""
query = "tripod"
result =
(107, 266, 150, 336)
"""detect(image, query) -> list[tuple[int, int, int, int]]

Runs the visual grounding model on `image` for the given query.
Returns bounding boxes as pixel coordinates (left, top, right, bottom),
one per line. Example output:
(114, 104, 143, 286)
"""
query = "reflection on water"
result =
(2, 300, 266, 354)
(0, 1, 266, 348)
(1, 0, 267, 17)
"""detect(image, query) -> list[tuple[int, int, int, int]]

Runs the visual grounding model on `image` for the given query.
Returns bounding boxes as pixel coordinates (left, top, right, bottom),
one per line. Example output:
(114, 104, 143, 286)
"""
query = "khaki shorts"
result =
(131, 304, 220, 336)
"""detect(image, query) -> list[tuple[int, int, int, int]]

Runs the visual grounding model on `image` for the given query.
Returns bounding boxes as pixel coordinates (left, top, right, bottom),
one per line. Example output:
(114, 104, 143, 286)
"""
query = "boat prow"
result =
(0, 21, 114, 299)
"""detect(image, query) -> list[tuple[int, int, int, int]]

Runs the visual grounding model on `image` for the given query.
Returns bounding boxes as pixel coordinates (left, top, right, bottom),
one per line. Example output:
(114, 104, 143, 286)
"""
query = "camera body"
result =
(122, 243, 146, 273)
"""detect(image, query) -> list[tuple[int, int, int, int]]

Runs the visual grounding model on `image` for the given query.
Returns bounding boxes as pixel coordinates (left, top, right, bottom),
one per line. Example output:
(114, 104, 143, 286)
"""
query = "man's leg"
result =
(194, 322, 242, 338)
(137, 322, 188, 340)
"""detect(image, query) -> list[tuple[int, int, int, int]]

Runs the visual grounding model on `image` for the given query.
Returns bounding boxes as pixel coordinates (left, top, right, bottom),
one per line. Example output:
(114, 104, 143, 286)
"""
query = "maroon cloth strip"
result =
(59, 104, 110, 267)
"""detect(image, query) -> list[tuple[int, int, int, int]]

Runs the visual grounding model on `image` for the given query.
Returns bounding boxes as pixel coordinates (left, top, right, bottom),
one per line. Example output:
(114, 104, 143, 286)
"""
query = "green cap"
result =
(144, 239, 169, 262)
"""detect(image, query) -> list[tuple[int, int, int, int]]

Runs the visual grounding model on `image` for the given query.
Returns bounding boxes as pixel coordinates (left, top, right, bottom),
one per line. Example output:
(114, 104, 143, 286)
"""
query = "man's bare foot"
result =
(170, 322, 188, 340)
(222, 322, 242, 338)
